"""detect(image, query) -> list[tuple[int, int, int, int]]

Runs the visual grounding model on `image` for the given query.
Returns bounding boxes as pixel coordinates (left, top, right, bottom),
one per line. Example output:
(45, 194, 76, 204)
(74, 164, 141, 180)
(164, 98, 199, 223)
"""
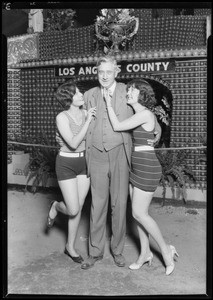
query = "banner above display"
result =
(55, 59, 176, 77)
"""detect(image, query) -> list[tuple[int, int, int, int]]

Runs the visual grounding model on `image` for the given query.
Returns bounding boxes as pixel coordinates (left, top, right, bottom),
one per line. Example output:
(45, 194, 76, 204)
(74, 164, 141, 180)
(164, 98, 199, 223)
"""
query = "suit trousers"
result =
(89, 144, 129, 257)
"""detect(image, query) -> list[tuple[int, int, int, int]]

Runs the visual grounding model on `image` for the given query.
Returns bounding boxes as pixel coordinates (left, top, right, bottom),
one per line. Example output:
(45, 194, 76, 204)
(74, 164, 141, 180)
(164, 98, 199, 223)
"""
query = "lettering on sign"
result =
(126, 62, 170, 72)
(54, 60, 175, 77)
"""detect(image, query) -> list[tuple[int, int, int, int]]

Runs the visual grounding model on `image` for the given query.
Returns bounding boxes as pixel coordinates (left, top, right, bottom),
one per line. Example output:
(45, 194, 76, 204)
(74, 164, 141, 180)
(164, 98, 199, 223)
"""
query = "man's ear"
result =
(115, 65, 121, 78)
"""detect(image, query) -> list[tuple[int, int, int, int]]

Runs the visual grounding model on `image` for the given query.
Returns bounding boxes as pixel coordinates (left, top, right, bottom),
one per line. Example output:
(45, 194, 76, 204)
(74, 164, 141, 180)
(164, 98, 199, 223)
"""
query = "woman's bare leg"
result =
(66, 175, 90, 256)
(49, 176, 90, 256)
(132, 187, 171, 265)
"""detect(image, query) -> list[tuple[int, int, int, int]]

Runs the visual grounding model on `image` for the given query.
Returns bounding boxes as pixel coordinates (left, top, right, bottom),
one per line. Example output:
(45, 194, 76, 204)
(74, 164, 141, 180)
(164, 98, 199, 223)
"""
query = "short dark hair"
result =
(126, 79, 157, 110)
(55, 80, 77, 110)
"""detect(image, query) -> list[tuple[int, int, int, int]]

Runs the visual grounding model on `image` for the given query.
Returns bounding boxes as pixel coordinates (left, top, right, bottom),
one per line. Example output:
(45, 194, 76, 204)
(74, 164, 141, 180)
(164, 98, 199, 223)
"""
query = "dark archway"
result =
(145, 77, 173, 148)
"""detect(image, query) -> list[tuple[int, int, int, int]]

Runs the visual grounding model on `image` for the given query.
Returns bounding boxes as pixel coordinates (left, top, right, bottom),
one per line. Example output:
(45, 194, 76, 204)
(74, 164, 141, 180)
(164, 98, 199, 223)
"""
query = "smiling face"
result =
(72, 88, 84, 107)
(97, 61, 118, 89)
(126, 85, 140, 105)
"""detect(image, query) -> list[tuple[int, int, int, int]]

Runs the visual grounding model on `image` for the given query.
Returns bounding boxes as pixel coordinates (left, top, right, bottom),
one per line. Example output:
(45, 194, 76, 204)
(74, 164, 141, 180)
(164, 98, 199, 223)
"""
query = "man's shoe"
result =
(81, 255, 103, 270)
(113, 254, 125, 267)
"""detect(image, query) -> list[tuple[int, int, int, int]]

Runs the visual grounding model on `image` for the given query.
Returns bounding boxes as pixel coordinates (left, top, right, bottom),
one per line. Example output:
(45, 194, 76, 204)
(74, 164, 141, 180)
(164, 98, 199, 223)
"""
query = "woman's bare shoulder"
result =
(139, 109, 155, 124)
(56, 111, 68, 122)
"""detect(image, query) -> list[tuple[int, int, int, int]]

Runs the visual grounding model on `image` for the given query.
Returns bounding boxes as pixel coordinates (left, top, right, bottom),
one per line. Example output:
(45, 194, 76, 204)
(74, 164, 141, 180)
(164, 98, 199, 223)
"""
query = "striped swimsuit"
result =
(130, 125, 162, 192)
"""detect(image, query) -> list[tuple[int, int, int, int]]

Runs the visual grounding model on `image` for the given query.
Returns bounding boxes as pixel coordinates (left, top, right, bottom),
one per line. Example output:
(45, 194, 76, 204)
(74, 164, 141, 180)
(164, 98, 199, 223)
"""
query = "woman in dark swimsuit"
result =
(47, 81, 96, 263)
(104, 79, 179, 275)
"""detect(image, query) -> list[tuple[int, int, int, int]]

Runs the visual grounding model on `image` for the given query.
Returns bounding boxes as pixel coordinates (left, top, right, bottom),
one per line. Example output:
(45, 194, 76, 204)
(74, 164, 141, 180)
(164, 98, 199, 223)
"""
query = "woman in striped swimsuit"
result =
(104, 79, 178, 275)
(46, 80, 96, 263)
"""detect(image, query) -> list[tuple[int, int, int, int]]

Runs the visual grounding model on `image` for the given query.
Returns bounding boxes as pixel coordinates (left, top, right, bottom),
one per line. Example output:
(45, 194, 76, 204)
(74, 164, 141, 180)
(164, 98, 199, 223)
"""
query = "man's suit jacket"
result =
(83, 82, 133, 176)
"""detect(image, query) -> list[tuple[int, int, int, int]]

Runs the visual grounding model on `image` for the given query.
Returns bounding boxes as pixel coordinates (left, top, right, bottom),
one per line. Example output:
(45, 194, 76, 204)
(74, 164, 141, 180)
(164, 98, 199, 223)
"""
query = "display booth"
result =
(7, 8, 210, 201)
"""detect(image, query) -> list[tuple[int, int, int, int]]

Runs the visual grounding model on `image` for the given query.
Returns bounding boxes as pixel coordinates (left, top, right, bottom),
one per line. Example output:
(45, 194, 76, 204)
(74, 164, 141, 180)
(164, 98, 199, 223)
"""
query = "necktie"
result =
(103, 88, 112, 109)
(108, 89, 113, 97)
(103, 88, 110, 99)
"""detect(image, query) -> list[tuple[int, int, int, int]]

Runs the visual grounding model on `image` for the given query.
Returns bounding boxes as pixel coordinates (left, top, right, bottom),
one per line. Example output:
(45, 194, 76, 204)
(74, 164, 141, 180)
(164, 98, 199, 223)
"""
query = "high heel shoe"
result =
(165, 245, 179, 276)
(129, 252, 153, 270)
(46, 201, 57, 229)
(64, 247, 84, 264)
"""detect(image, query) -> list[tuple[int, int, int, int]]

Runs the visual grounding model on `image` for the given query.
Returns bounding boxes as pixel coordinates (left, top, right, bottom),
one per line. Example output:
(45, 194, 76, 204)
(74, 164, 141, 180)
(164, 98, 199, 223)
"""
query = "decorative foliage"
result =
(44, 9, 76, 32)
(155, 93, 172, 147)
(156, 147, 197, 205)
(161, 96, 171, 110)
(95, 9, 139, 53)
(7, 34, 38, 66)
(154, 104, 170, 126)
(21, 131, 58, 193)
(96, 9, 135, 26)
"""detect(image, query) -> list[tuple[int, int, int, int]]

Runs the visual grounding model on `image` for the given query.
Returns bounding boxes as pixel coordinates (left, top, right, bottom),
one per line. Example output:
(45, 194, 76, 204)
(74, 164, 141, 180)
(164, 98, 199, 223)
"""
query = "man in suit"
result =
(81, 55, 161, 269)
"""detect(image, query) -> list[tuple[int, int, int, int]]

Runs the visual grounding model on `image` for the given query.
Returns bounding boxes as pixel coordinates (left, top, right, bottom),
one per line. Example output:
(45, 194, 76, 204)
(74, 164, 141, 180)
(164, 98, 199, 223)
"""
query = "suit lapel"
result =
(90, 86, 102, 107)
(88, 86, 102, 129)
(114, 83, 127, 114)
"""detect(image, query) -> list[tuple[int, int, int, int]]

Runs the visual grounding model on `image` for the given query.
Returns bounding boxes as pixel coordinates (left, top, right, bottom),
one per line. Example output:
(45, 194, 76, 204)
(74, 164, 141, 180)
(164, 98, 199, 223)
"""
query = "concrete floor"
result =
(6, 186, 207, 296)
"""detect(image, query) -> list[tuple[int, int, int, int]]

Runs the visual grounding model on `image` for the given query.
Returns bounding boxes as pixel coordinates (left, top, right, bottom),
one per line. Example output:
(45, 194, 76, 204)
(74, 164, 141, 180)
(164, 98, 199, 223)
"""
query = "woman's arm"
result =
(104, 89, 153, 131)
(154, 120, 162, 143)
(106, 105, 150, 131)
(56, 108, 96, 150)
(147, 117, 162, 146)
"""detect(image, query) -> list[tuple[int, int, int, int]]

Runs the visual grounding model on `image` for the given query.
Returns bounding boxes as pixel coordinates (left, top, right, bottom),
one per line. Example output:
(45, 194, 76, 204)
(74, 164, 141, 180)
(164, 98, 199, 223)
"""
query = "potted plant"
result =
(156, 147, 197, 206)
(22, 131, 58, 193)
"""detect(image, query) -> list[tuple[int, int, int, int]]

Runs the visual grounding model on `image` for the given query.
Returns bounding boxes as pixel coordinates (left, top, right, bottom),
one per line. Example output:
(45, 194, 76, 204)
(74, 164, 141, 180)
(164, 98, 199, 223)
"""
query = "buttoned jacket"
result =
(83, 82, 133, 175)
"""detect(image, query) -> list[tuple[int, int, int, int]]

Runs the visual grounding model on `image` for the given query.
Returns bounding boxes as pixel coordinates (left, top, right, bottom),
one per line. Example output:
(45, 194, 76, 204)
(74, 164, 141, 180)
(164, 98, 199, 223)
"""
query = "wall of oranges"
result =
(7, 69, 22, 165)
(35, 16, 206, 60)
(165, 59, 207, 189)
(7, 56, 207, 190)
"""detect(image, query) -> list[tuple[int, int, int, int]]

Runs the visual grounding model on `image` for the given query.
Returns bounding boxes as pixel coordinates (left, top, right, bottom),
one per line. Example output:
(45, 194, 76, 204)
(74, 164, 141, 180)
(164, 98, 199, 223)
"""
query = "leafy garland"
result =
(154, 96, 171, 126)
(96, 9, 136, 27)
(44, 9, 76, 32)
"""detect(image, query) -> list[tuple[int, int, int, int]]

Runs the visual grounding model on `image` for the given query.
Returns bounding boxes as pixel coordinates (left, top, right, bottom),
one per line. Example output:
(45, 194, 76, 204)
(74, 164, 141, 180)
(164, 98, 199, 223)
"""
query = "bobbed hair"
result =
(126, 79, 157, 111)
(55, 80, 77, 110)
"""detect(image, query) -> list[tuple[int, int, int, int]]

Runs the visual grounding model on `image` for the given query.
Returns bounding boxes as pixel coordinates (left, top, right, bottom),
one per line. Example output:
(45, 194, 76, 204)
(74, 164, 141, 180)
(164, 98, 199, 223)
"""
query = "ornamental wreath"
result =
(95, 9, 139, 52)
